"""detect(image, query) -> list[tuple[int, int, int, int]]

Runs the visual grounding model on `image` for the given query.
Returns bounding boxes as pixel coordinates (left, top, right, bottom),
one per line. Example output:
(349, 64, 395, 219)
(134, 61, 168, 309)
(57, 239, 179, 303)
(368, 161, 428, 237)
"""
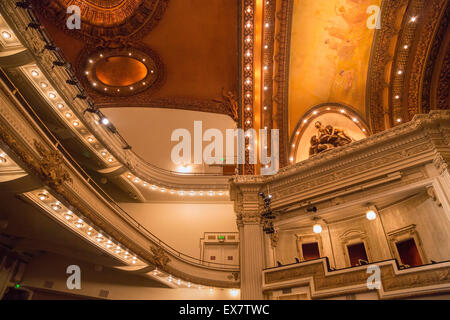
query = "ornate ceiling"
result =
(32, 0, 168, 44)
(31, 0, 239, 119)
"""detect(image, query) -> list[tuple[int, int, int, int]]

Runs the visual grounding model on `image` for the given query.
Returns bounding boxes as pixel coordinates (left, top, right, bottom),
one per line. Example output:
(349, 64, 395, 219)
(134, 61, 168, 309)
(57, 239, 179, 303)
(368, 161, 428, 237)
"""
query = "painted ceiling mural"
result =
(288, 0, 381, 135)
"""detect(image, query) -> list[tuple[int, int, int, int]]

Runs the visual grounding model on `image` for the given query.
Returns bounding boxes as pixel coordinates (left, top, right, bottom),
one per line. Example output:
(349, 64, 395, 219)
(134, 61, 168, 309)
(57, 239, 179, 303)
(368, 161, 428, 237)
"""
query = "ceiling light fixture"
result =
(2, 31, 12, 39)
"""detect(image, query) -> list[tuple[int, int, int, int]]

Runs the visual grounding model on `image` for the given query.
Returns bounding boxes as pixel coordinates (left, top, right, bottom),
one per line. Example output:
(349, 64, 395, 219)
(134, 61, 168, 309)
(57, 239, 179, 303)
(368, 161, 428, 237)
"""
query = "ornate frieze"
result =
(263, 258, 450, 299)
(406, 0, 447, 120)
(31, 0, 170, 47)
(366, 0, 408, 133)
(33, 141, 72, 193)
(231, 111, 450, 215)
(151, 245, 171, 269)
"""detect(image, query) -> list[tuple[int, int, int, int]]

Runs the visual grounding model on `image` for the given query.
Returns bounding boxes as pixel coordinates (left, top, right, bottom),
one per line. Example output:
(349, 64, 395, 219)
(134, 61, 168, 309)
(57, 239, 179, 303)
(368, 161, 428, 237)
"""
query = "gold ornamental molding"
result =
(0, 0, 232, 192)
(263, 258, 450, 299)
(231, 111, 450, 215)
(421, 4, 450, 113)
(367, 0, 448, 132)
(30, 0, 170, 47)
(0, 77, 240, 288)
(405, 0, 448, 120)
(366, 0, 409, 133)
(272, 0, 294, 168)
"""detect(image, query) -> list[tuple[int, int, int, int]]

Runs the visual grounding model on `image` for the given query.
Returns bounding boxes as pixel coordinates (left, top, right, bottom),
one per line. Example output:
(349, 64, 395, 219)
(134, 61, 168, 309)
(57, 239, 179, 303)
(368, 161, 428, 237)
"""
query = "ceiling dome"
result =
(31, 0, 169, 45)
(58, 0, 145, 27)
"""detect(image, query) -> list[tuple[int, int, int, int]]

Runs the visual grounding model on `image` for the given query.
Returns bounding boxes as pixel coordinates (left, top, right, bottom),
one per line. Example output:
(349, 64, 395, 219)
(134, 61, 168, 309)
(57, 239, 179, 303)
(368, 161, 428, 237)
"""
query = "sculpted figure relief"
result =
(309, 121, 354, 156)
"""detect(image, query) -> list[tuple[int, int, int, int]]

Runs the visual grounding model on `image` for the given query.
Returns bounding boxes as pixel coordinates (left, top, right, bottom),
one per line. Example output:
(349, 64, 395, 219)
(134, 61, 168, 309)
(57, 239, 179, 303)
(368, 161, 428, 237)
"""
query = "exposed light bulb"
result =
(313, 224, 322, 234)
(366, 210, 377, 221)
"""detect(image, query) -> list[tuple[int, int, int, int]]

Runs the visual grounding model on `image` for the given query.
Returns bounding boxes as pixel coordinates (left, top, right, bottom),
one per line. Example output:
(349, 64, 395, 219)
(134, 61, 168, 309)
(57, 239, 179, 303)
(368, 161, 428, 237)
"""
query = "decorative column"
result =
(232, 182, 265, 300)
(264, 231, 277, 268)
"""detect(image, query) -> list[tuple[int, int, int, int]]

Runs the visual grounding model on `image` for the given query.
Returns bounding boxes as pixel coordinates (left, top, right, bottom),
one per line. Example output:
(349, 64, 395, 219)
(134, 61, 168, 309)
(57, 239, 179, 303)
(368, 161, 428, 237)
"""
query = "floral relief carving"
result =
(33, 141, 72, 192)
(151, 245, 171, 268)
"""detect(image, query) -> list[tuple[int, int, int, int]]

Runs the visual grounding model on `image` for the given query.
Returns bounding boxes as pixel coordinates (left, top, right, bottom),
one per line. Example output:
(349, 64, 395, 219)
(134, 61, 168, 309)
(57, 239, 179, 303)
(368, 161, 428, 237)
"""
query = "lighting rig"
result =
(15, 5, 134, 151)
(259, 192, 276, 234)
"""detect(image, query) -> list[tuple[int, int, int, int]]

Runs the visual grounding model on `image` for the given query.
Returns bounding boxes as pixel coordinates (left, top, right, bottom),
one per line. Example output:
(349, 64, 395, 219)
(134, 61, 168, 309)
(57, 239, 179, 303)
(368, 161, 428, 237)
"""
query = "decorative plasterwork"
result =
(0, 77, 240, 288)
(242, 0, 256, 175)
(366, 0, 409, 133)
(78, 45, 164, 98)
(272, 0, 293, 168)
(262, 0, 276, 134)
(33, 141, 72, 193)
(390, 0, 425, 124)
(262, 258, 450, 299)
(231, 111, 450, 216)
(387, 224, 428, 266)
(288, 103, 370, 164)
(19, 64, 117, 166)
(405, 0, 448, 120)
(31, 0, 170, 47)
(23, 189, 144, 266)
(0, 0, 231, 193)
(421, 3, 450, 113)
(367, 0, 448, 132)
(340, 229, 373, 267)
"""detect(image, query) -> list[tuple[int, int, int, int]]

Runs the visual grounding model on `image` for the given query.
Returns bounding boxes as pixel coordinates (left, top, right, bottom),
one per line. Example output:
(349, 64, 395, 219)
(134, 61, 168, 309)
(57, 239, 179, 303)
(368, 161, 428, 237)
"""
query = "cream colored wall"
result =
(273, 193, 449, 269)
(102, 108, 237, 173)
(21, 253, 240, 300)
(120, 202, 238, 259)
(380, 193, 450, 263)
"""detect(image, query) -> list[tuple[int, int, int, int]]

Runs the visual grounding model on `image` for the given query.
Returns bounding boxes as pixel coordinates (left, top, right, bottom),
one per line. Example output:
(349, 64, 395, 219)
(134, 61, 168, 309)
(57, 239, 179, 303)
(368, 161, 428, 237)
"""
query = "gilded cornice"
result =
(405, 0, 448, 120)
(0, 0, 231, 192)
(421, 3, 450, 113)
(272, 0, 293, 168)
(31, 0, 170, 47)
(231, 111, 450, 212)
(0, 78, 239, 288)
(366, 0, 409, 133)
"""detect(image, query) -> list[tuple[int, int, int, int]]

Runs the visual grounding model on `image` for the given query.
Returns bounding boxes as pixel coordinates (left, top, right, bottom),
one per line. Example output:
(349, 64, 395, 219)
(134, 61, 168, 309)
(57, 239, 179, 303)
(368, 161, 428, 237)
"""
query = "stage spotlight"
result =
(26, 22, 41, 30)
(16, 1, 32, 9)
(52, 61, 67, 69)
(66, 79, 78, 86)
(74, 94, 87, 100)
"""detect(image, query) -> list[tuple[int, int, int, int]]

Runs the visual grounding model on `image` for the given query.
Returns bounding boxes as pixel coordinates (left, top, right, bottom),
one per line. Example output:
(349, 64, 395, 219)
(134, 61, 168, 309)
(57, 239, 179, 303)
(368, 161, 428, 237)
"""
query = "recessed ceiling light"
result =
(31, 70, 39, 77)
(2, 31, 12, 39)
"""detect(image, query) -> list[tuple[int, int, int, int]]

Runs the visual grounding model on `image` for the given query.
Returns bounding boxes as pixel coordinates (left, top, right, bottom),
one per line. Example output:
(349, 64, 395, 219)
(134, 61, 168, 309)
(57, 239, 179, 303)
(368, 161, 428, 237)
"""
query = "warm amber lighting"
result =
(366, 210, 377, 221)
(95, 57, 148, 87)
(313, 224, 322, 234)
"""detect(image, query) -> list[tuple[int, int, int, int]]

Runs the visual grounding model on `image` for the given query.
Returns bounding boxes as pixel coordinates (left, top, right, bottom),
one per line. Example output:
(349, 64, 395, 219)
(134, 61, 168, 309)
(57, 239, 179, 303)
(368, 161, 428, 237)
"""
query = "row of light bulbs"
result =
(312, 209, 377, 234)
(243, 2, 255, 135)
(243, 1, 274, 152)
(28, 67, 116, 164)
(36, 190, 140, 264)
(154, 268, 239, 295)
(393, 16, 419, 125)
(289, 107, 368, 163)
(87, 52, 154, 93)
(127, 173, 229, 197)
(36, 190, 237, 292)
